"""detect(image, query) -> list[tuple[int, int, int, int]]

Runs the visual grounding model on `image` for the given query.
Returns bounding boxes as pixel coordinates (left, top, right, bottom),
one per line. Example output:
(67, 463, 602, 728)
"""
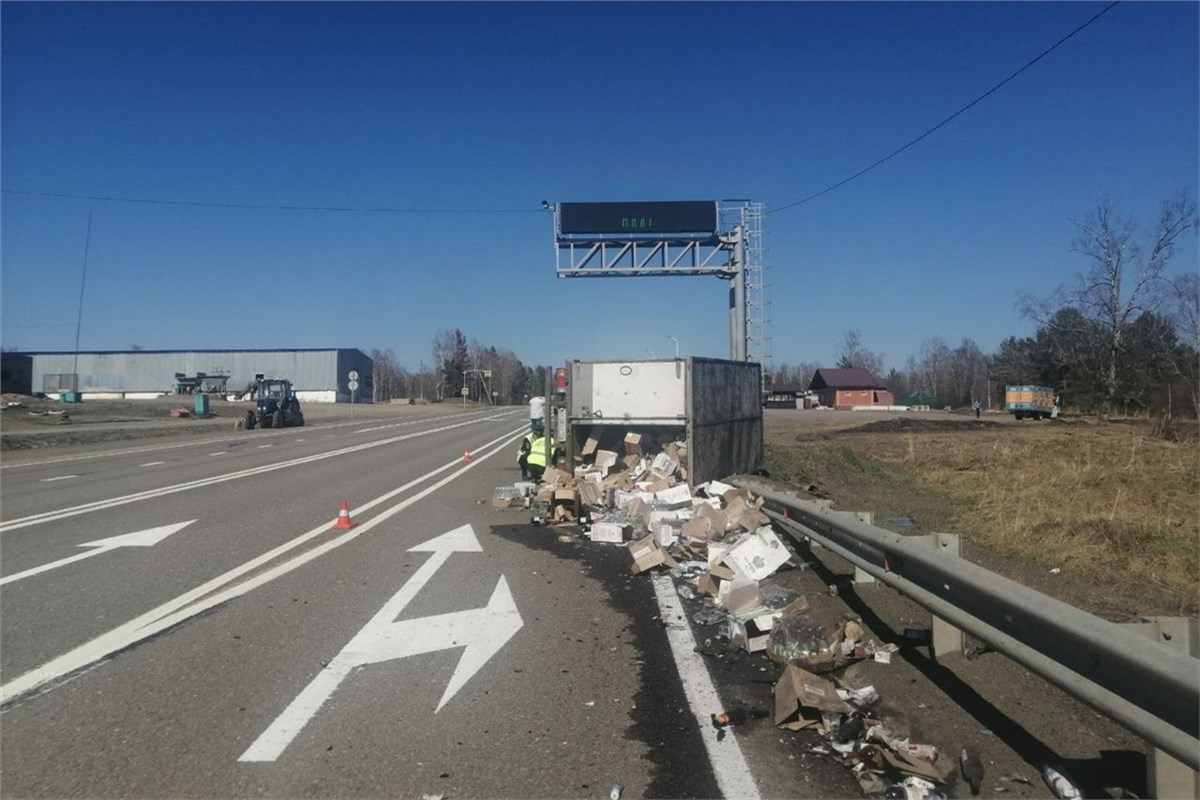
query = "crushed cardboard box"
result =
(627, 535, 681, 575)
(697, 564, 735, 597)
(774, 665, 852, 731)
(725, 607, 780, 653)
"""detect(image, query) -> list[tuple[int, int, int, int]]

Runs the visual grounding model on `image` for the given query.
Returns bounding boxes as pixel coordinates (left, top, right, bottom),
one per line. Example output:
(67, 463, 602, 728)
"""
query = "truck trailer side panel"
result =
(689, 359, 763, 487)
(566, 357, 762, 486)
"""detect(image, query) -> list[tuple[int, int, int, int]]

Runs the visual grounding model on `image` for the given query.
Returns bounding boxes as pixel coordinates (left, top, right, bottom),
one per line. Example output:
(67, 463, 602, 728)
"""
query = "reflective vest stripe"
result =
(526, 436, 553, 467)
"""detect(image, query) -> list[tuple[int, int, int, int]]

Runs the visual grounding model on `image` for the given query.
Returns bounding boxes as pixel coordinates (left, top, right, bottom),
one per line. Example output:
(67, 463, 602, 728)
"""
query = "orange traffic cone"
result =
(331, 499, 355, 531)
(462, 449, 472, 463)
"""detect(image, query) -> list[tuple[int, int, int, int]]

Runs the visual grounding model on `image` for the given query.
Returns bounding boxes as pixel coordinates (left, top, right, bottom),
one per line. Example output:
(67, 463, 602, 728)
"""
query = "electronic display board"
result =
(558, 201, 717, 236)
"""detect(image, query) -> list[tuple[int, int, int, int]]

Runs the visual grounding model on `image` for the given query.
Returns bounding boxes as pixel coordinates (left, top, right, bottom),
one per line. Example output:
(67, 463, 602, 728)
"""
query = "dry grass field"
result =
(764, 410, 1199, 617)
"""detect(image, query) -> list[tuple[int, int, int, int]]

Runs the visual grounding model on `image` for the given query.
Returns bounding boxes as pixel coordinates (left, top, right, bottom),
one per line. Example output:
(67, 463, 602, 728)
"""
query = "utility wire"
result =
(5, 3, 1118, 219)
(1, 188, 541, 214)
(770, 1, 1120, 215)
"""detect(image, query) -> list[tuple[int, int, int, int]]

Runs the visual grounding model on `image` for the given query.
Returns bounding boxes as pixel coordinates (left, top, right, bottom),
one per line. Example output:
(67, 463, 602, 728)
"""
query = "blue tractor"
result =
(237, 377, 304, 430)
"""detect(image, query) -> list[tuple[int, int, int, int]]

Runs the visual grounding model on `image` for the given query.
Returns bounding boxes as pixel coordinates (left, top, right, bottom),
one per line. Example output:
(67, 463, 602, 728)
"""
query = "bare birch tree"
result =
(1026, 192, 1198, 412)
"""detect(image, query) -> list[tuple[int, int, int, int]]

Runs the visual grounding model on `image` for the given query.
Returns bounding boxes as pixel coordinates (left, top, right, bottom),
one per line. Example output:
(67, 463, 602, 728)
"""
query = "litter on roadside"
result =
(492, 424, 960, 800)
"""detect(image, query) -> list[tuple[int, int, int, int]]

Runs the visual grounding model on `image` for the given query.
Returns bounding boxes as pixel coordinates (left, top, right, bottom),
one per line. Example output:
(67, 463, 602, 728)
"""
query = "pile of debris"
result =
(491, 430, 972, 797)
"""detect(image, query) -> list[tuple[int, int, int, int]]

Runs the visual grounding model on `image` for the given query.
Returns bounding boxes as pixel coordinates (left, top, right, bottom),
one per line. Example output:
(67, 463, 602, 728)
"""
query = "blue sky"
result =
(2, 1, 1197, 374)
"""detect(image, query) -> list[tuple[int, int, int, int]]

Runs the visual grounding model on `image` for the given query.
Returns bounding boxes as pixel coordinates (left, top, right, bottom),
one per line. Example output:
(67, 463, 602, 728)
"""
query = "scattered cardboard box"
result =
(718, 577, 761, 614)
(492, 486, 523, 509)
(705, 479, 735, 497)
(694, 503, 728, 536)
(650, 452, 678, 475)
(624, 432, 644, 456)
(627, 535, 681, 575)
(594, 450, 619, 470)
(727, 608, 780, 653)
(581, 437, 599, 457)
(602, 472, 632, 491)
(722, 526, 790, 581)
(642, 476, 671, 494)
(648, 509, 680, 525)
(880, 749, 943, 782)
(774, 665, 852, 731)
(590, 522, 630, 544)
(697, 564, 735, 597)
(652, 521, 681, 548)
(682, 516, 717, 545)
(656, 484, 693, 509)
(578, 480, 604, 507)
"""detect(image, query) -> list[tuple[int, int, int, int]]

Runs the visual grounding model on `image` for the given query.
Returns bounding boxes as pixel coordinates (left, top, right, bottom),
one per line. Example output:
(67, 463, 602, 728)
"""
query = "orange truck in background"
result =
(1004, 385, 1057, 420)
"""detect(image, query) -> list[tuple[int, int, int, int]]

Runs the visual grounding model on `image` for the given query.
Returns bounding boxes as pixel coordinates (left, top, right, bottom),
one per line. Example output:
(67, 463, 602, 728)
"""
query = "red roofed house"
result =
(808, 368, 893, 410)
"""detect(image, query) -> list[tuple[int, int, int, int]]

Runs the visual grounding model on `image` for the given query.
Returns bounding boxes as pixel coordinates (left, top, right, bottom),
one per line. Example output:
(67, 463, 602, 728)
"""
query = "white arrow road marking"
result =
(0, 521, 195, 587)
(0, 426, 527, 706)
(239, 526, 523, 763)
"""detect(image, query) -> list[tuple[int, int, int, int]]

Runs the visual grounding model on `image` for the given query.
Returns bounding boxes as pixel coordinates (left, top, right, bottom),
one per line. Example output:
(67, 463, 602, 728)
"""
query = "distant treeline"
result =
(772, 193, 1200, 418)
(370, 328, 550, 406)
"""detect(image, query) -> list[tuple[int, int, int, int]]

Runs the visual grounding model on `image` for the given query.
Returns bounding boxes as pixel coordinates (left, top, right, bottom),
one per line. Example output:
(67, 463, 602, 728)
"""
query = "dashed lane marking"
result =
(40, 475, 78, 482)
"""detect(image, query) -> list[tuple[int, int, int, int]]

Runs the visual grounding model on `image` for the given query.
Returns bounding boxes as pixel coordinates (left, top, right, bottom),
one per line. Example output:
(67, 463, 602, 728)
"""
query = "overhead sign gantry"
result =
(549, 200, 765, 363)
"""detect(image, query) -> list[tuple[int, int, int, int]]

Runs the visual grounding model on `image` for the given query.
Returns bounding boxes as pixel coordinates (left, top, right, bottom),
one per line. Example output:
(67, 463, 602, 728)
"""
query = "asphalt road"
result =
(0, 409, 803, 799)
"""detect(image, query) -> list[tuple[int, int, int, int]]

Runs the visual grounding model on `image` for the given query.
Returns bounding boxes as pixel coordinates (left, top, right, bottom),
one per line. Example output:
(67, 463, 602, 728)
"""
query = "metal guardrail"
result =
(730, 476, 1200, 771)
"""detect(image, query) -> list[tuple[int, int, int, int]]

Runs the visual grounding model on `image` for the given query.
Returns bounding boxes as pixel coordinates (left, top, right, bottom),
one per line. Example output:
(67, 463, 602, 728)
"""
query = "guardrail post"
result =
(1123, 617, 1200, 799)
(849, 511, 876, 585)
(918, 533, 964, 659)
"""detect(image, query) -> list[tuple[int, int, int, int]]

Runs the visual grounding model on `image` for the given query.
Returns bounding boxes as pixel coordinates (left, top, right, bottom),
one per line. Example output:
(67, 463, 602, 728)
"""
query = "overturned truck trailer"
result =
(564, 358, 763, 485)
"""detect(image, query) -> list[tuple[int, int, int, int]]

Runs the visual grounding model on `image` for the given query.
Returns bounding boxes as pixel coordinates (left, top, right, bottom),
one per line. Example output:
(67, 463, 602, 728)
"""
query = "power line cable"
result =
(1, 188, 541, 214)
(5, 3, 1118, 219)
(770, 1, 1120, 215)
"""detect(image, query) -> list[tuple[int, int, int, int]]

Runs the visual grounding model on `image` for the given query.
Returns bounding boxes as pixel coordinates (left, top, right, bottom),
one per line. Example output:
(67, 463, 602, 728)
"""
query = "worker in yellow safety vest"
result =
(518, 430, 553, 481)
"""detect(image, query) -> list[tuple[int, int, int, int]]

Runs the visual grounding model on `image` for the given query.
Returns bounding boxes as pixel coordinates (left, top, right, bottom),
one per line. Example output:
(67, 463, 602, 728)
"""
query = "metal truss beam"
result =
(554, 237, 732, 278)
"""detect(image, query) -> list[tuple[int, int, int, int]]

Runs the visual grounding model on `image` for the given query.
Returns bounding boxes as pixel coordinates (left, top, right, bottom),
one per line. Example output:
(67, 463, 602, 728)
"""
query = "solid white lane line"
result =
(0, 409, 516, 470)
(651, 573, 762, 800)
(0, 427, 528, 706)
(139, 462, 165, 467)
(0, 415, 510, 533)
(40, 476, 78, 482)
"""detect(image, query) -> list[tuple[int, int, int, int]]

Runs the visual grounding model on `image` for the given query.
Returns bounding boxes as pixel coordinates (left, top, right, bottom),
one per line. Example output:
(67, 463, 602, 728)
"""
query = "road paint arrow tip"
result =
(434, 575, 523, 712)
(408, 523, 482, 554)
(80, 520, 197, 549)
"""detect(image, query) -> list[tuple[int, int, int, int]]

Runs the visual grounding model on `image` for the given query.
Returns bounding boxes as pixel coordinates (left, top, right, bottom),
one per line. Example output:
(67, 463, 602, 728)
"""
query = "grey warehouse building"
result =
(9, 348, 373, 403)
